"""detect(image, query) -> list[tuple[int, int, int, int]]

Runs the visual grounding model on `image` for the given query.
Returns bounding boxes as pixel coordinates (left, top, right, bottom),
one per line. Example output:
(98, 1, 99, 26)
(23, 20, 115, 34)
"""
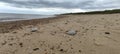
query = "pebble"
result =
(105, 32, 110, 34)
(33, 48, 39, 51)
(66, 29, 77, 36)
(30, 27, 38, 32)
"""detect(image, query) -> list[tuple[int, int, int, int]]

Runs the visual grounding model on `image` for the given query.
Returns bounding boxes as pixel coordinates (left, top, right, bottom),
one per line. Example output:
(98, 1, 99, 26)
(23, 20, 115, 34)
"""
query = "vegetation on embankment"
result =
(62, 9, 120, 15)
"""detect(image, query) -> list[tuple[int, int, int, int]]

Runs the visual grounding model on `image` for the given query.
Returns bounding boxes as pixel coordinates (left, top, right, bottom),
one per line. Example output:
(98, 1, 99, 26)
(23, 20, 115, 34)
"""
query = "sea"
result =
(0, 13, 55, 22)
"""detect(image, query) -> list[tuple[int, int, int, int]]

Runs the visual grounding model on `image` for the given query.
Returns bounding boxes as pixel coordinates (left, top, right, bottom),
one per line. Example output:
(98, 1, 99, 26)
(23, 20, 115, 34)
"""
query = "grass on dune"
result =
(62, 9, 120, 15)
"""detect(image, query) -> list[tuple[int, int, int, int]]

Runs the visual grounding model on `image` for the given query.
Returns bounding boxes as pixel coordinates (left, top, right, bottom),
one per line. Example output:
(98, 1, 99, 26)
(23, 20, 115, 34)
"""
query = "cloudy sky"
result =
(0, 0, 120, 15)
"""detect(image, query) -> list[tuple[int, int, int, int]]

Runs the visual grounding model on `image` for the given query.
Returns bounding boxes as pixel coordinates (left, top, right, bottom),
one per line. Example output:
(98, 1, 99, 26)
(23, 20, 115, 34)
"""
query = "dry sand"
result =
(0, 14, 120, 54)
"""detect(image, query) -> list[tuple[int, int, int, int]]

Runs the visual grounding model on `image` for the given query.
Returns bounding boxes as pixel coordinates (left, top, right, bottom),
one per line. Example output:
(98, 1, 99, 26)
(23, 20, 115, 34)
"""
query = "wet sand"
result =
(0, 14, 120, 54)
(0, 15, 65, 33)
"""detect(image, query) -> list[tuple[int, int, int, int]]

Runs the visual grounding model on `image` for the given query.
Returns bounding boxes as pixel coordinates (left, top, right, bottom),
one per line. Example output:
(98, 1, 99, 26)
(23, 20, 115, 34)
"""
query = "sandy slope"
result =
(0, 14, 120, 54)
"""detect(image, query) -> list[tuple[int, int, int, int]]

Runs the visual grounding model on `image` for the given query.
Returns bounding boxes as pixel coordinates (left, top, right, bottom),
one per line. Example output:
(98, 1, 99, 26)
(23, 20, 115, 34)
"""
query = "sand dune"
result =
(0, 13, 120, 54)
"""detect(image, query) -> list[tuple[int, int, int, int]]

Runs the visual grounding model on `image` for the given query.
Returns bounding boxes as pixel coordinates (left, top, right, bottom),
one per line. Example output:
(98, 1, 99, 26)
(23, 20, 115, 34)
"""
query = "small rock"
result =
(1, 41, 7, 45)
(50, 46, 55, 50)
(30, 27, 38, 32)
(24, 33, 31, 36)
(12, 31, 17, 34)
(64, 22, 68, 24)
(19, 43, 23, 47)
(79, 50, 82, 53)
(8, 43, 13, 46)
(50, 31, 57, 35)
(33, 48, 39, 51)
(59, 49, 64, 52)
(94, 41, 103, 46)
(66, 29, 77, 36)
(105, 32, 110, 34)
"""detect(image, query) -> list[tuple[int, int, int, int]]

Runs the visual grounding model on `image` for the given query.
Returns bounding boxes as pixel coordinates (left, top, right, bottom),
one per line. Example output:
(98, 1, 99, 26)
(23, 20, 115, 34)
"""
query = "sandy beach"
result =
(0, 13, 120, 54)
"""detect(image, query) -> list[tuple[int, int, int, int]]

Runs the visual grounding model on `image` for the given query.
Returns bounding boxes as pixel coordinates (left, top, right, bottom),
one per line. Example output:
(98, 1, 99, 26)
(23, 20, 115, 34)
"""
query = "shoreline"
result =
(0, 13, 119, 33)
(0, 15, 66, 33)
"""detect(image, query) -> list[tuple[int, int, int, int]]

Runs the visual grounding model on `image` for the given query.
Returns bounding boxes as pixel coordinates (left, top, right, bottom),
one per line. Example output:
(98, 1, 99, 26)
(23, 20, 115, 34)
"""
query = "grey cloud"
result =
(0, 0, 120, 10)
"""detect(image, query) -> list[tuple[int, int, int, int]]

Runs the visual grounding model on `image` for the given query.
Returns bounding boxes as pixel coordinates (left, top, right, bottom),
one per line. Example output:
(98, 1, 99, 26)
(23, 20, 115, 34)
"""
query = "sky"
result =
(0, 0, 120, 15)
